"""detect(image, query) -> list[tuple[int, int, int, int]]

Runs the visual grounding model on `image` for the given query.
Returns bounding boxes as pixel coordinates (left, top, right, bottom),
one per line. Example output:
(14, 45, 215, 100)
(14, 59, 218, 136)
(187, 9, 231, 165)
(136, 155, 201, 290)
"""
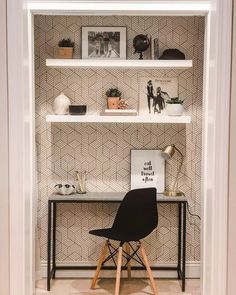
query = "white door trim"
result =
(28, 1, 210, 15)
(0, 0, 9, 294)
(6, 0, 34, 294)
(227, 0, 236, 294)
(201, 1, 232, 294)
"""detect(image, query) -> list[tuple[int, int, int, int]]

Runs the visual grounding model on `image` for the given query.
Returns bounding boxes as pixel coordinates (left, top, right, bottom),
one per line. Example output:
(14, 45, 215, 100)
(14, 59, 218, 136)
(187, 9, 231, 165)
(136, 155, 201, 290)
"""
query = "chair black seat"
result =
(89, 188, 158, 242)
(89, 227, 153, 242)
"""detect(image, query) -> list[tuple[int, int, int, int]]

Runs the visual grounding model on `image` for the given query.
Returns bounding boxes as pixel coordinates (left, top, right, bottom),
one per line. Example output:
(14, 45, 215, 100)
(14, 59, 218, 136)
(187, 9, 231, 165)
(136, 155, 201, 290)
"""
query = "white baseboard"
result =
(39, 261, 200, 279)
(35, 270, 43, 280)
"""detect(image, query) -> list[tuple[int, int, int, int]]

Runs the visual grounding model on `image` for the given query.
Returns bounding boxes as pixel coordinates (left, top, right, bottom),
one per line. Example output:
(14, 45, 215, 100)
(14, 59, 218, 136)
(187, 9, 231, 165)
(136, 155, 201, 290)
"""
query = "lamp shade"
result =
(161, 144, 175, 160)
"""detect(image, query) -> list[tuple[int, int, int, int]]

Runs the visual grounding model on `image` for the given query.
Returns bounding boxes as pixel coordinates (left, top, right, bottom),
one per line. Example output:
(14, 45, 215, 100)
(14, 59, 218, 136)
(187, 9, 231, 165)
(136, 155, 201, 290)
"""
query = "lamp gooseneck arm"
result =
(172, 146, 184, 192)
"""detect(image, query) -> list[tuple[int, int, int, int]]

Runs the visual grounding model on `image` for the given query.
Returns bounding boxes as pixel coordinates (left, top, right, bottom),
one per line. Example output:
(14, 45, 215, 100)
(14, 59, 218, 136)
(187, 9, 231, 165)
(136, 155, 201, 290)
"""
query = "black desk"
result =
(47, 192, 187, 291)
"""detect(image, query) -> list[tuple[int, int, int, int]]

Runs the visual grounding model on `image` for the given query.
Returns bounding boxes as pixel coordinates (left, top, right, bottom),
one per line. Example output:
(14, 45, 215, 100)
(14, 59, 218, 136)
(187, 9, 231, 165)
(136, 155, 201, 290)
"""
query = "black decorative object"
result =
(69, 105, 87, 115)
(133, 34, 151, 60)
(159, 48, 185, 60)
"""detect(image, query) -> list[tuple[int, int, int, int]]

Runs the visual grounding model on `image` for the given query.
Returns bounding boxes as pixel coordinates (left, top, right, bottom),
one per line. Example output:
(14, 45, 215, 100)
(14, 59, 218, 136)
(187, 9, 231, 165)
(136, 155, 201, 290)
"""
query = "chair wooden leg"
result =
(126, 242, 131, 279)
(140, 243, 158, 295)
(91, 240, 109, 289)
(115, 246, 123, 295)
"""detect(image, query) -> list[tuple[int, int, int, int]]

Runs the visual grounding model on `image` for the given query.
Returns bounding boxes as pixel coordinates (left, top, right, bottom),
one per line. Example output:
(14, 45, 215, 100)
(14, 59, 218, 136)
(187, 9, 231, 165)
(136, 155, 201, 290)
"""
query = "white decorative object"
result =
(166, 103, 184, 116)
(54, 184, 75, 195)
(53, 93, 71, 115)
(131, 149, 165, 193)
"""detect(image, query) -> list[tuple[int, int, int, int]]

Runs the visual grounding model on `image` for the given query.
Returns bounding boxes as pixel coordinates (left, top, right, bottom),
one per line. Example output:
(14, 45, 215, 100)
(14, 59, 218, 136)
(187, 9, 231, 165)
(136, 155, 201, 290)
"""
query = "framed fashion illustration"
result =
(139, 77, 178, 115)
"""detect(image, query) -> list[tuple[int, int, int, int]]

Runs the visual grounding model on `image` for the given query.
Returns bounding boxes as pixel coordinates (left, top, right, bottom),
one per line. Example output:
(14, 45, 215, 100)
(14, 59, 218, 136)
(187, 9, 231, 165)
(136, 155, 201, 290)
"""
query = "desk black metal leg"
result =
(177, 203, 182, 279)
(52, 202, 57, 278)
(182, 202, 187, 292)
(47, 201, 52, 291)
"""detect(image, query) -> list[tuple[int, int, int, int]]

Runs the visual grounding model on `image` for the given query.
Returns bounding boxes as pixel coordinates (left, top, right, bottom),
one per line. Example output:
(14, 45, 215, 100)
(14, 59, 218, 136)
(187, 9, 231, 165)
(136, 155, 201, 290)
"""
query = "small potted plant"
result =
(106, 88, 122, 109)
(57, 38, 75, 59)
(165, 97, 184, 116)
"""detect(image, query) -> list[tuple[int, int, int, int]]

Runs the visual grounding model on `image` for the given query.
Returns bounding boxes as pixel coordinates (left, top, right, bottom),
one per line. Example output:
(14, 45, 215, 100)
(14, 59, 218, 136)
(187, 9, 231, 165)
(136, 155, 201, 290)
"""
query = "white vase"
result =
(166, 103, 184, 116)
(53, 93, 71, 115)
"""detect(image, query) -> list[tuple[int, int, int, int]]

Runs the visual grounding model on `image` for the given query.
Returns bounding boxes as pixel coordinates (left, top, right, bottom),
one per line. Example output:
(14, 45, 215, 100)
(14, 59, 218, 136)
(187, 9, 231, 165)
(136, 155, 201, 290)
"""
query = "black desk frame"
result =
(47, 198, 187, 291)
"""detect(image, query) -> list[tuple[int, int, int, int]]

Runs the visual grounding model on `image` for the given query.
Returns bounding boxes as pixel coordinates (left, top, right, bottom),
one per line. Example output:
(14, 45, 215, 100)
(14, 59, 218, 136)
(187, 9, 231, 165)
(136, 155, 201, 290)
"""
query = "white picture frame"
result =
(131, 149, 165, 193)
(81, 26, 126, 59)
(139, 77, 178, 115)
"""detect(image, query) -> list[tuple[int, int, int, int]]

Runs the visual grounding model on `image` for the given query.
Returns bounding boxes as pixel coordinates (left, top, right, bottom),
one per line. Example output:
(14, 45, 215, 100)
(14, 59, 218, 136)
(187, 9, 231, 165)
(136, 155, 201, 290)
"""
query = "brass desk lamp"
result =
(161, 144, 183, 196)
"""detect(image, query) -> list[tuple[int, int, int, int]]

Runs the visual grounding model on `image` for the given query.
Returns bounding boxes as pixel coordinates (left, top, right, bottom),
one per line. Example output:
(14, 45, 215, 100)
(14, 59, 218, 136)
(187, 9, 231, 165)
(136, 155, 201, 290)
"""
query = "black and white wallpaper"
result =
(35, 15, 203, 264)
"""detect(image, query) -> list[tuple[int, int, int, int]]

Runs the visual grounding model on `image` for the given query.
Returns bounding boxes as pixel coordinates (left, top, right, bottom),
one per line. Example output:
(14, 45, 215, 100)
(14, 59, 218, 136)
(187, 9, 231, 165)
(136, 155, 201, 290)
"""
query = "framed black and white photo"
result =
(81, 26, 126, 59)
(131, 149, 165, 193)
(139, 77, 178, 115)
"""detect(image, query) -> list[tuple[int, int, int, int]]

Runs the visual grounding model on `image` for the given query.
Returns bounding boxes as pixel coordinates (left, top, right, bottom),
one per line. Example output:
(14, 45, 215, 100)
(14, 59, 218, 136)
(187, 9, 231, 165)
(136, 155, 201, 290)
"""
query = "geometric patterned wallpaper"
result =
(34, 15, 204, 264)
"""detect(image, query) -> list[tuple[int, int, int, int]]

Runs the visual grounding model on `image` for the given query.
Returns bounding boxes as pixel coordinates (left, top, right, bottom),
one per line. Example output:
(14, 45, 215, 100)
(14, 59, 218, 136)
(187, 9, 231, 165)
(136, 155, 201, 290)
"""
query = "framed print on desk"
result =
(130, 149, 165, 193)
(81, 26, 126, 59)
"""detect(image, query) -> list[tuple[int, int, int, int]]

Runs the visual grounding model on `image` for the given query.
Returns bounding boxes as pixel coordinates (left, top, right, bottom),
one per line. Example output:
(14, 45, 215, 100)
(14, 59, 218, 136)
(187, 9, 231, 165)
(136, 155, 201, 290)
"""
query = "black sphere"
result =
(133, 34, 150, 54)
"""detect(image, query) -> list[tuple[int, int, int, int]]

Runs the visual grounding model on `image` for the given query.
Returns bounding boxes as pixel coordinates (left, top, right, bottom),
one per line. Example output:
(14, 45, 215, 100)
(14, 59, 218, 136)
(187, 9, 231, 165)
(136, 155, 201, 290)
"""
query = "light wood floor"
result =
(36, 278, 200, 295)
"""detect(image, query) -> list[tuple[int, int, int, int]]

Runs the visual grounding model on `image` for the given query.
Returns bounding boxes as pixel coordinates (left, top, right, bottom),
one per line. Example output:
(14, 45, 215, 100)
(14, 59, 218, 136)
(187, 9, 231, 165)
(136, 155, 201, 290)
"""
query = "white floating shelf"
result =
(46, 114, 191, 124)
(46, 59, 192, 69)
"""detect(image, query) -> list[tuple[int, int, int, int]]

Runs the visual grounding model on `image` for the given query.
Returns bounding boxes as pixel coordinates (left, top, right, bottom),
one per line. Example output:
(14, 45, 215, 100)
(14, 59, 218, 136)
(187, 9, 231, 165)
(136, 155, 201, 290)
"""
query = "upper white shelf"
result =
(46, 59, 193, 69)
(46, 114, 191, 124)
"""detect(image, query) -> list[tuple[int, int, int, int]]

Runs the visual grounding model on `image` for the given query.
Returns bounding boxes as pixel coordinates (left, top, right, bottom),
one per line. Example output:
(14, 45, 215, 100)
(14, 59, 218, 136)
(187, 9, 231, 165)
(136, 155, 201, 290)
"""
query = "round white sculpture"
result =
(53, 93, 71, 115)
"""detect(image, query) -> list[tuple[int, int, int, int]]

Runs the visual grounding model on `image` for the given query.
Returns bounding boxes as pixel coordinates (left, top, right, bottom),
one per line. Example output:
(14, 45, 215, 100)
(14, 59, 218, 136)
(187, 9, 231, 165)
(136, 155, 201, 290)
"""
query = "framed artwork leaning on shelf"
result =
(130, 149, 165, 193)
(81, 26, 126, 59)
(139, 77, 178, 115)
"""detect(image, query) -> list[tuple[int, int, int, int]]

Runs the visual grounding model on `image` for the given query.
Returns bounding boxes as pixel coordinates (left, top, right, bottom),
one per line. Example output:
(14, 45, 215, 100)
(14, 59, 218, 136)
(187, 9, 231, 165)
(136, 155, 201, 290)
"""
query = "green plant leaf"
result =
(58, 38, 75, 47)
(105, 88, 122, 97)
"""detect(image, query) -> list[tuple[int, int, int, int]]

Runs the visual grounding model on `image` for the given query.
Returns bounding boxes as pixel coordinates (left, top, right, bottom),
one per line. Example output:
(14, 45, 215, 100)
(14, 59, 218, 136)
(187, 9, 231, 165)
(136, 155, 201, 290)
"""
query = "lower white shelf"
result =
(46, 114, 191, 124)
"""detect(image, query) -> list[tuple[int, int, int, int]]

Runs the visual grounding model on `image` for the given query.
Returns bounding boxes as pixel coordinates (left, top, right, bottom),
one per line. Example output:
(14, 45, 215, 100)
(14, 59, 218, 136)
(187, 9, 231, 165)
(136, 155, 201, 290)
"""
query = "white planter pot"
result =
(166, 103, 184, 116)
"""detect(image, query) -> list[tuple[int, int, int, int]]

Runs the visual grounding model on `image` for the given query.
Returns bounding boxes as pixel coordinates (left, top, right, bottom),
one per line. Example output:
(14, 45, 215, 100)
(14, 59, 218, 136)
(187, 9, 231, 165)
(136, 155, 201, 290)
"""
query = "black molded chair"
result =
(89, 187, 159, 295)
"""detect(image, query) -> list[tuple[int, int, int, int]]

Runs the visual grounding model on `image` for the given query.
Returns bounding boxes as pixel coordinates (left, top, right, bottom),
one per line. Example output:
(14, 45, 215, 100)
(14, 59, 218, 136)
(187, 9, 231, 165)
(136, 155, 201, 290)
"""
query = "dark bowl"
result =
(69, 105, 87, 115)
